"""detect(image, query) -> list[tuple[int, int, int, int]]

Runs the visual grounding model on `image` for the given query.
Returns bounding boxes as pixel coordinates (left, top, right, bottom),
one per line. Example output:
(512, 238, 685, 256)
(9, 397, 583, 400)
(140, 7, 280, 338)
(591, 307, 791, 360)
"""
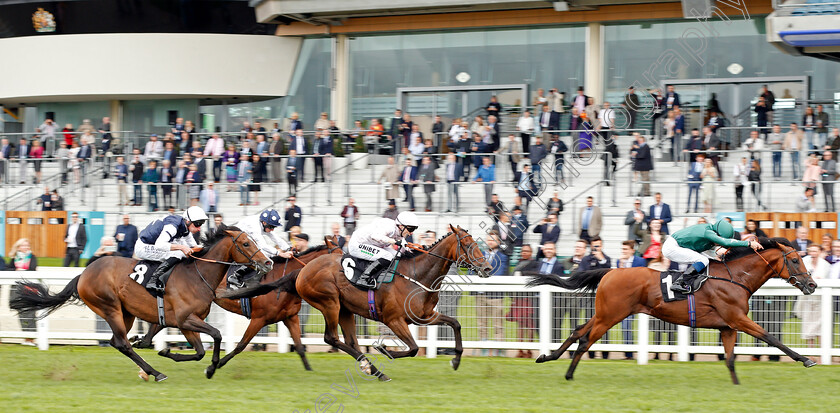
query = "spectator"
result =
(625, 198, 646, 241)
(510, 206, 529, 247)
(536, 105, 556, 140)
(237, 154, 252, 206)
(826, 239, 840, 264)
(578, 196, 602, 243)
(62, 123, 75, 147)
(383, 199, 399, 220)
(528, 136, 547, 175)
(623, 86, 640, 130)
(377, 156, 400, 204)
(826, 128, 840, 161)
(635, 219, 668, 261)
(533, 213, 560, 259)
(707, 110, 725, 134)
(686, 153, 704, 213)
(186, 162, 202, 207)
(796, 188, 817, 213)
(571, 86, 588, 114)
(222, 143, 239, 191)
(546, 191, 563, 217)
(87, 236, 118, 266)
(16, 137, 30, 184)
(576, 236, 611, 359)
(563, 239, 588, 273)
(444, 154, 462, 212)
(36, 186, 53, 211)
(268, 132, 285, 183)
(472, 156, 495, 206)
(486, 95, 502, 118)
(791, 226, 813, 256)
(284, 196, 302, 231)
(287, 112, 303, 131)
(701, 158, 717, 213)
(748, 159, 765, 210)
(797, 245, 829, 349)
(632, 134, 653, 196)
(469, 133, 488, 174)
(130, 152, 144, 206)
(329, 223, 346, 248)
(816, 105, 830, 149)
(69, 141, 81, 184)
(515, 110, 535, 154)
(550, 136, 568, 184)
(418, 156, 437, 212)
(701, 126, 721, 178)
(0, 137, 11, 184)
(340, 198, 360, 235)
(77, 137, 93, 188)
(30, 139, 44, 184)
(755, 96, 770, 136)
(646, 193, 673, 234)
(682, 127, 702, 164)
(294, 233, 310, 252)
(474, 231, 508, 356)
(314, 112, 331, 131)
(742, 219, 768, 239)
(784, 123, 804, 180)
(821, 234, 834, 255)
(768, 125, 785, 179)
(319, 129, 334, 182)
(144, 134, 163, 162)
(114, 214, 138, 258)
(63, 212, 87, 267)
(7, 238, 37, 346)
(289, 129, 308, 181)
(733, 157, 749, 211)
(199, 182, 219, 213)
(516, 163, 539, 213)
(617, 240, 646, 360)
(400, 158, 418, 212)
(821, 151, 837, 211)
(664, 85, 681, 112)
(250, 153, 265, 206)
(205, 134, 225, 182)
(160, 159, 174, 209)
(598, 101, 616, 141)
(602, 131, 618, 183)
(501, 134, 523, 180)
(142, 160, 160, 212)
(399, 113, 414, 148)
(431, 115, 445, 139)
(113, 156, 128, 205)
(286, 149, 300, 196)
(50, 189, 64, 211)
(803, 106, 817, 150)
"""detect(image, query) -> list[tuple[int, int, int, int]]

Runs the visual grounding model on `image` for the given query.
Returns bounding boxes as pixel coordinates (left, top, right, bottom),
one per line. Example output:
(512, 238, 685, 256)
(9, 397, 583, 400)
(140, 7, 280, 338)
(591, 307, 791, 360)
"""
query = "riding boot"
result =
(227, 266, 250, 289)
(361, 258, 390, 287)
(146, 257, 180, 293)
(671, 265, 701, 294)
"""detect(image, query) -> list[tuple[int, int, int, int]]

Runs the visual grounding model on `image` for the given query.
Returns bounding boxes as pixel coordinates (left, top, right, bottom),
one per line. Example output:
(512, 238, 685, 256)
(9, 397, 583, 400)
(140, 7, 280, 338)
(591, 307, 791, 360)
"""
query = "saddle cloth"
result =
(128, 261, 173, 290)
(340, 253, 395, 289)
(658, 270, 708, 302)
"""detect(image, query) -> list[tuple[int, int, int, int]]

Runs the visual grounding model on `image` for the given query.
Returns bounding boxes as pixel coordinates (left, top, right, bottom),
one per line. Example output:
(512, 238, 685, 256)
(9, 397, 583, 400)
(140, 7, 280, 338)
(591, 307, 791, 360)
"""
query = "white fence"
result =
(2, 268, 839, 365)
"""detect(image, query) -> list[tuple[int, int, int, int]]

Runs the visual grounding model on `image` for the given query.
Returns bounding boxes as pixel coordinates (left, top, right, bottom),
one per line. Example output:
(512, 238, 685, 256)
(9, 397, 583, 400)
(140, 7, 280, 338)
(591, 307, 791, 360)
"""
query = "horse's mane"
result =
(271, 244, 328, 263)
(401, 231, 454, 259)
(720, 237, 787, 262)
(184, 224, 242, 263)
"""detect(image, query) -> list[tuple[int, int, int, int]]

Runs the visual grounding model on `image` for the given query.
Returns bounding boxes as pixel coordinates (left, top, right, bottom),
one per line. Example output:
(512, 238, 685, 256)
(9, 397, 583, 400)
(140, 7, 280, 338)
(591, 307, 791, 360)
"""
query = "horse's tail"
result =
(526, 269, 611, 293)
(9, 275, 82, 318)
(219, 270, 299, 300)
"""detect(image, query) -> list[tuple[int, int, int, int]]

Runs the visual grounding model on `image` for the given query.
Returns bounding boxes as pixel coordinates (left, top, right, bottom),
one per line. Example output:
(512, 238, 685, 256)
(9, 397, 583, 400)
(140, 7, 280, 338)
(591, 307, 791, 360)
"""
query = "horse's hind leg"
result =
(158, 329, 205, 362)
(565, 317, 620, 381)
(720, 328, 740, 385)
(729, 314, 816, 368)
(536, 319, 593, 364)
(131, 323, 163, 349)
(284, 315, 312, 371)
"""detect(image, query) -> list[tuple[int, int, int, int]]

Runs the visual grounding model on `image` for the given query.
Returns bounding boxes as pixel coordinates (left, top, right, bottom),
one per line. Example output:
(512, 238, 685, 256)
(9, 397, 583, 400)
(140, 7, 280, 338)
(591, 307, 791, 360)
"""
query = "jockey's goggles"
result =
(191, 219, 206, 228)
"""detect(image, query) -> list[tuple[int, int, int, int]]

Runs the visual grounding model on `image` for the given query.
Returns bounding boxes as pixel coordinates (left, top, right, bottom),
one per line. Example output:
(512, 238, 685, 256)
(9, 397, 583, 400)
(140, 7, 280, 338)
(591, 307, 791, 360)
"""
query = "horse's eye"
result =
(792, 258, 799, 264)
(244, 242, 250, 247)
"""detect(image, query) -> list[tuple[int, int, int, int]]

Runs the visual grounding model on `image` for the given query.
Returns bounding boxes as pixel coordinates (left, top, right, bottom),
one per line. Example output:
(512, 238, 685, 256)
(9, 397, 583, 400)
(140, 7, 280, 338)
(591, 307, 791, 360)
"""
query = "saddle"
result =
(341, 254, 395, 290)
(129, 261, 175, 293)
(659, 269, 709, 302)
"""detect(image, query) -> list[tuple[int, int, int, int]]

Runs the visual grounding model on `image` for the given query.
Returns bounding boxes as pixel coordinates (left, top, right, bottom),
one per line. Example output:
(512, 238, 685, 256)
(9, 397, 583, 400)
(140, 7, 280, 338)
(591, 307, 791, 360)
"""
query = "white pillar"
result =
(36, 310, 49, 351)
(331, 34, 350, 129)
(820, 288, 833, 365)
(426, 322, 438, 359)
(584, 23, 604, 104)
(637, 313, 649, 365)
(677, 325, 690, 361)
(539, 287, 552, 356)
(224, 310, 237, 352)
(278, 321, 290, 353)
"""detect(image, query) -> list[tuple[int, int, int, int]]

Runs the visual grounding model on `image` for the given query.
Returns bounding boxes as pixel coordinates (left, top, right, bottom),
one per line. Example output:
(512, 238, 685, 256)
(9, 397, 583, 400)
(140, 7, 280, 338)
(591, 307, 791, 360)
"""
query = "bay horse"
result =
(132, 238, 342, 377)
(223, 225, 492, 381)
(527, 237, 818, 384)
(10, 225, 272, 382)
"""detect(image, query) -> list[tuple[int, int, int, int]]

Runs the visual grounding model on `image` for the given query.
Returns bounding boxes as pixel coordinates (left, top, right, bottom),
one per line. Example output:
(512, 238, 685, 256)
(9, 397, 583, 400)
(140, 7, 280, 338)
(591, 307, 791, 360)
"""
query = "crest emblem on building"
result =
(32, 8, 56, 33)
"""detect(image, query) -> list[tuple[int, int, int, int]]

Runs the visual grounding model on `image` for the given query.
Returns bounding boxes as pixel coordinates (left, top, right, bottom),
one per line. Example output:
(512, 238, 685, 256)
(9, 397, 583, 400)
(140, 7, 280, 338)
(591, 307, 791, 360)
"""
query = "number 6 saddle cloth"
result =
(340, 254, 396, 290)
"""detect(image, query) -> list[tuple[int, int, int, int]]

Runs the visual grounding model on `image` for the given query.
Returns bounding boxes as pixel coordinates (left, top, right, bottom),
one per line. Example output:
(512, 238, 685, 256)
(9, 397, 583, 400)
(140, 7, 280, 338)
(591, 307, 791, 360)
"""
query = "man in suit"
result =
(269, 132, 285, 183)
(572, 86, 589, 114)
(204, 133, 225, 182)
(646, 192, 673, 234)
(286, 149, 300, 195)
(625, 199, 646, 241)
(444, 153, 462, 213)
(0, 137, 12, 184)
(114, 214, 138, 258)
(312, 130, 325, 183)
(537, 105, 554, 141)
(287, 112, 303, 132)
(284, 196, 302, 231)
(63, 212, 87, 267)
(400, 158, 418, 212)
(17, 137, 30, 184)
(665, 85, 681, 113)
(78, 139, 93, 188)
(418, 156, 436, 212)
(493, 214, 515, 256)
(317, 130, 334, 182)
(632, 134, 653, 196)
(510, 206, 529, 247)
(578, 196, 602, 243)
(515, 163, 539, 214)
(702, 126, 721, 177)
(624, 86, 640, 130)
(682, 128, 703, 163)
(162, 141, 178, 166)
(501, 134, 523, 180)
(533, 213, 560, 259)
(289, 129, 308, 182)
(486, 115, 501, 151)
(616, 240, 647, 359)
(791, 226, 813, 257)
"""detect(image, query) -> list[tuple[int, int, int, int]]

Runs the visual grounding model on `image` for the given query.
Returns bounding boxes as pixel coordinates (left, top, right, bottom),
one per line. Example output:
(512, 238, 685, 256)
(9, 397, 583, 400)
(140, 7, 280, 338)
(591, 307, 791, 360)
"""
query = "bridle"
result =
(403, 230, 488, 276)
(189, 231, 266, 270)
(755, 247, 811, 291)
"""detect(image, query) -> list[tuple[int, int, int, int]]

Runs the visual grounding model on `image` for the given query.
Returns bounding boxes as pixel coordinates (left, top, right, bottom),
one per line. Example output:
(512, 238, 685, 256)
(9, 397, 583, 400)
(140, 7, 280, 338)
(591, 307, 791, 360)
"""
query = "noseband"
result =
(756, 248, 810, 290)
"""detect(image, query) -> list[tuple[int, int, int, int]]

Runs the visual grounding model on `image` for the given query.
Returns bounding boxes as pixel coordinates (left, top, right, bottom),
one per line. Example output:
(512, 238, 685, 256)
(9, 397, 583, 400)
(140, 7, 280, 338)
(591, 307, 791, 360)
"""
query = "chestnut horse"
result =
(528, 238, 817, 384)
(132, 238, 342, 377)
(223, 225, 492, 381)
(10, 225, 272, 382)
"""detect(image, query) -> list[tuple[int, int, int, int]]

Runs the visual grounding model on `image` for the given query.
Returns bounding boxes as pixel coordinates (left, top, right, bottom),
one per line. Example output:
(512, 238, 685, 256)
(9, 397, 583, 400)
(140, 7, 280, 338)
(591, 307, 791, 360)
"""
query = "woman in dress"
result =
(7, 238, 38, 346)
(796, 245, 830, 349)
(222, 144, 239, 191)
(701, 158, 717, 213)
(30, 138, 44, 184)
(635, 219, 668, 263)
(802, 154, 821, 195)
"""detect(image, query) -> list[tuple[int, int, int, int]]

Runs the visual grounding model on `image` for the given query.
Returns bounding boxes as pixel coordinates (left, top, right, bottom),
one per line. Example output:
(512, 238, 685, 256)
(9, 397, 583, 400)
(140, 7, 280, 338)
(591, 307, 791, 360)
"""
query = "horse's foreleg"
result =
(283, 315, 312, 371)
(429, 312, 464, 371)
(537, 319, 593, 364)
(720, 328, 740, 385)
(730, 314, 816, 368)
(173, 314, 224, 379)
(215, 318, 267, 372)
(158, 329, 206, 362)
(131, 323, 163, 349)
(377, 319, 419, 360)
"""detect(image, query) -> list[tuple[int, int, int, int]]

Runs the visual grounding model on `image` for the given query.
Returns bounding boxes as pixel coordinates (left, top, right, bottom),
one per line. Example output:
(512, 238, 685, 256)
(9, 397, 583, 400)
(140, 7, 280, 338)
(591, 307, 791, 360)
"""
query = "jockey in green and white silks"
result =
(663, 220, 763, 294)
(348, 211, 419, 285)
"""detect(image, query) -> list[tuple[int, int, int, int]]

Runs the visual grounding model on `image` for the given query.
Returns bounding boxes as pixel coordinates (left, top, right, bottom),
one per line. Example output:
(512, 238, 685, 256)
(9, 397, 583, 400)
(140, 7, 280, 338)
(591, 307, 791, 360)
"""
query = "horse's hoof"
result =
(138, 370, 149, 381)
(205, 366, 216, 379)
(377, 373, 391, 382)
(536, 355, 547, 363)
(565, 375, 574, 381)
(155, 373, 168, 382)
(450, 359, 461, 371)
(804, 359, 817, 368)
(158, 348, 170, 357)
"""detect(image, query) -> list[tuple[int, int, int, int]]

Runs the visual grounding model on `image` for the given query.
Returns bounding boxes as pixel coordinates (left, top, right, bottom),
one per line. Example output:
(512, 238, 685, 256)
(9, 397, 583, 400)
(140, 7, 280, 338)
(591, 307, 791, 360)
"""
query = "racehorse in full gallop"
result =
(131, 238, 342, 376)
(223, 225, 492, 381)
(10, 225, 272, 382)
(528, 237, 817, 384)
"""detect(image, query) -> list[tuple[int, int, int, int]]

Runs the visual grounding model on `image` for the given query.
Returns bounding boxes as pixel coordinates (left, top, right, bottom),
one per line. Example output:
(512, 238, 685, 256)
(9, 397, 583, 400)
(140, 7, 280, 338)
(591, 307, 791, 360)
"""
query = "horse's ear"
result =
(449, 224, 456, 233)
